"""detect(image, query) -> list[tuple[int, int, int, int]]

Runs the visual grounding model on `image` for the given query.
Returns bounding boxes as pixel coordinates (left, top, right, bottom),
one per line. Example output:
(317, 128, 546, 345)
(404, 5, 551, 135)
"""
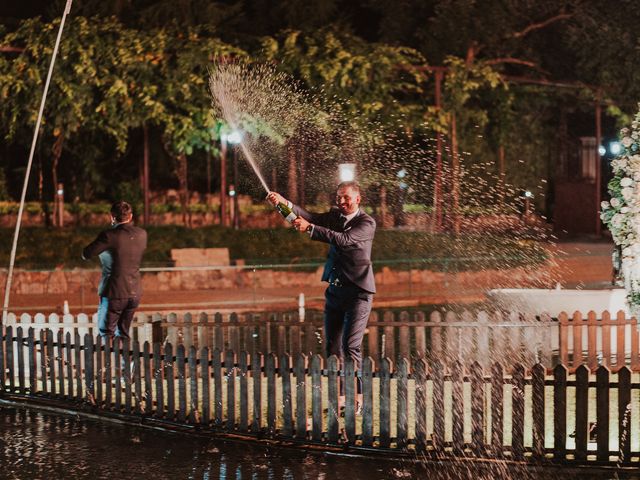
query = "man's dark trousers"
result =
(324, 282, 373, 392)
(107, 297, 140, 339)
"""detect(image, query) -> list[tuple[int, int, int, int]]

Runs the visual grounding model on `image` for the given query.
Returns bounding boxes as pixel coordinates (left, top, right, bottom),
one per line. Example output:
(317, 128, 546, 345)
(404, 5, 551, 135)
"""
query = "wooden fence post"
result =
(74, 332, 83, 402)
(165, 342, 175, 420)
(396, 358, 409, 449)
(151, 313, 163, 344)
(383, 311, 395, 361)
(47, 329, 55, 396)
(553, 363, 567, 460)
(197, 312, 210, 351)
(176, 343, 187, 423)
(587, 311, 598, 370)
(414, 358, 428, 452)
(213, 347, 222, 426)
(596, 365, 610, 462)
(56, 330, 64, 398)
(470, 361, 484, 456)
(28, 328, 36, 394)
(17, 327, 25, 394)
(572, 311, 583, 369)
(398, 311, 410, 360)
(94, 335, 103, 407)
(559, 312, 569, 367)
(491, 362, 504, 456)
(229, 313, 240, 354)
(327, 355, 340, 443)
(294, 353, 307, 439)
(414, 311, 426, 359)
(615, 311, 626, 370)
(344, 356, 356, 443)
(189, 345, 198, 424)
(166, 313, 178, 349)
(602, 311, 611, 368)
(432, 360, 445, 451)
(201, 346, 211, 427)
(226, 349, 236, 431)
(311, 354, 323, 442)
(379, 357, 392, 448)
(281, 353, 293, 437)
(630, 317, 639, 371)
(153, 341, 163, 419)
(575, 364, 589, 462)
(618, 366, 631, 463)
(511, 363, 525, 460)
(266, 352, 277, 436)
(183, 313, 193, 350)
(103, 335, 112, 410)
(451, 360, 464, 455)
(477, 311, 489, 368)
(531, 363, 545, 459)
(251, 350, 262, 433)
(142, 341, 152, 415)
(362, 356, 374, 447)
(238, 350, 249, 432)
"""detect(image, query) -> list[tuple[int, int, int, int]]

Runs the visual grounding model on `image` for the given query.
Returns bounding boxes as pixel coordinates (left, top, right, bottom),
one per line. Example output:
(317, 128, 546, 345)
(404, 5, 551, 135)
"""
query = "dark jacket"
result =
(293, 205, 376, 294)
(83, 223, 147, 299)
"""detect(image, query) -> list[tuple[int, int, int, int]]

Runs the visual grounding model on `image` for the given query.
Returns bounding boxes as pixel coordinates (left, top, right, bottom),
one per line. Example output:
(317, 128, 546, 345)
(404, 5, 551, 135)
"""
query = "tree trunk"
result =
(432, 70, 444, 232)
(498, 145, 505, 207)
(51, 133, 64, 227)
(220, 140, 228, 227)
(142, 124, 150, 225)
(176, 153, 189, 227)
(450, 113, 461, 235)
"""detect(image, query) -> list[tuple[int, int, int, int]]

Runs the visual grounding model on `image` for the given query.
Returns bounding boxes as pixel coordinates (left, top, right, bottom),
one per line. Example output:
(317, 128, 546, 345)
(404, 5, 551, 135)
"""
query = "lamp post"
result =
(54, 182, 64, 227)
(522, 190, 533, 222)
(219, 138, 228, 227)
(222, 130, 243, 229)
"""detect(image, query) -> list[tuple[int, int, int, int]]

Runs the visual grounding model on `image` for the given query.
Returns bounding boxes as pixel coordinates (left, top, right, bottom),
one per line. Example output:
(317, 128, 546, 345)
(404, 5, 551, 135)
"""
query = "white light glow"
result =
(338, 163, 356, 182)
(222, 130, 243, 145)
(609, 141, 621, 156)
(598, 145, 606, 156)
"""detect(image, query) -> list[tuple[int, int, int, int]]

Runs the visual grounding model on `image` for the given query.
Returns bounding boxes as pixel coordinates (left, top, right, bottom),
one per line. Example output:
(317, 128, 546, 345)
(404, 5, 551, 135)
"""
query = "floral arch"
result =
(601, 112, 640, 313)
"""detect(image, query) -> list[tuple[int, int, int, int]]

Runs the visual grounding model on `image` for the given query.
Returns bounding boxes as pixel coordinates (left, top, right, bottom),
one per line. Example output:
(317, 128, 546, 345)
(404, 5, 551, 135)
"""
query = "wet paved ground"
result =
(0, 403, 637, 480)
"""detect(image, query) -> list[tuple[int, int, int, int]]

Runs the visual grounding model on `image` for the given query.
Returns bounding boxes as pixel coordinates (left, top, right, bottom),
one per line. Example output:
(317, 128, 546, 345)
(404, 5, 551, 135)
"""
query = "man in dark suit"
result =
(268, 181, 376, 412)
(82, 201, 147, 339)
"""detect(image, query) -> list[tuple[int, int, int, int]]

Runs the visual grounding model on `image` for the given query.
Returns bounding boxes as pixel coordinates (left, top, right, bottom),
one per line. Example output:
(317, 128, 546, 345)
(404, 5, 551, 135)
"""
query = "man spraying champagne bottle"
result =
(267, 182, 376, 415)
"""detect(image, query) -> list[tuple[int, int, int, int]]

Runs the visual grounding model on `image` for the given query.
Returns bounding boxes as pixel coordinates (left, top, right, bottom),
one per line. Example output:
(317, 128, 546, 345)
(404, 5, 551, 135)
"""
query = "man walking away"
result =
(82, 201, 147, 339)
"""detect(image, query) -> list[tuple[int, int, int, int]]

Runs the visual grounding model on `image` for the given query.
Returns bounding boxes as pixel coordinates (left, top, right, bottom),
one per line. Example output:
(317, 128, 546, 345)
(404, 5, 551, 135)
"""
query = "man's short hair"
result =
(111, 201, 133, 223)
(337, 181, 361, 194)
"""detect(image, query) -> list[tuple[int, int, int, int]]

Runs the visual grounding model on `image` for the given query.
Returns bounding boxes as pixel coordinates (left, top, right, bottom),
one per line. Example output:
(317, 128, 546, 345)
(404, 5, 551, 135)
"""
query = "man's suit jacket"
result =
(83, 223, 147, 299)
(293, 205, 376, 294)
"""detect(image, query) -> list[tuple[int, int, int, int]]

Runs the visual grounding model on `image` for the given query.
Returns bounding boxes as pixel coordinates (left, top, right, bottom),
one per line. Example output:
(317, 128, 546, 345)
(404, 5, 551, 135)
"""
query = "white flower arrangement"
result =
(601, 108, 640, 313)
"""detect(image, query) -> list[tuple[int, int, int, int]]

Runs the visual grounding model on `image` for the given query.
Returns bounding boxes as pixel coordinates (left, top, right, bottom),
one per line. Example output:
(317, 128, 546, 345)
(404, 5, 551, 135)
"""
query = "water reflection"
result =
(0, 405, 636, 480)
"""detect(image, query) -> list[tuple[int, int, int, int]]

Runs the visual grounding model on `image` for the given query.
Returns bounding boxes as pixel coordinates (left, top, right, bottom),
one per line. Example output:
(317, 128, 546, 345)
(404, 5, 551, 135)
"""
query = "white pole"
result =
(2, 0, 73, 323)
(298, 292, 305, 322)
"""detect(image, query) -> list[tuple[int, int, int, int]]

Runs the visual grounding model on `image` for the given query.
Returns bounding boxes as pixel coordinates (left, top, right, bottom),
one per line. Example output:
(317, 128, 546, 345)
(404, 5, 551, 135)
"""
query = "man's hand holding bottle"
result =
(267, 191, 311, 233)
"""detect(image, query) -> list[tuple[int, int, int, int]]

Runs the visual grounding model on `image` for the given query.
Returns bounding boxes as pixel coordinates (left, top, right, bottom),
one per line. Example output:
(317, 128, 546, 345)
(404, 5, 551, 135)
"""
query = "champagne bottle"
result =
(275, 201, 297, 223)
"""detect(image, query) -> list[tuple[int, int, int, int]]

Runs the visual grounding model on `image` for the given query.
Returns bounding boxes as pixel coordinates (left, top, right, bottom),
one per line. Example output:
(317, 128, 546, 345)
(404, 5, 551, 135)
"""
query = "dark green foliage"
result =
(0, 226, 547, 271)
